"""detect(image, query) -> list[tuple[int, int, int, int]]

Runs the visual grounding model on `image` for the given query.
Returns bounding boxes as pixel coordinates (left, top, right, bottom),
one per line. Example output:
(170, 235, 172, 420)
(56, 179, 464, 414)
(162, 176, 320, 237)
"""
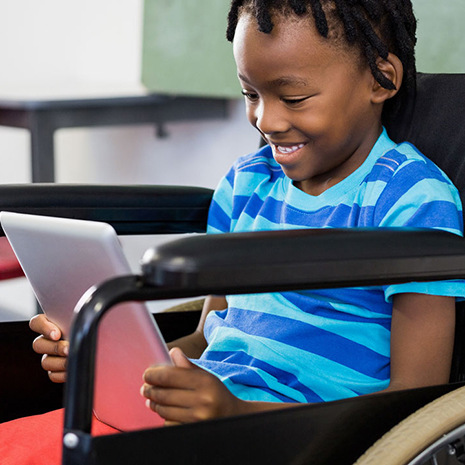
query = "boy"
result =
(30, 0, 465, 428)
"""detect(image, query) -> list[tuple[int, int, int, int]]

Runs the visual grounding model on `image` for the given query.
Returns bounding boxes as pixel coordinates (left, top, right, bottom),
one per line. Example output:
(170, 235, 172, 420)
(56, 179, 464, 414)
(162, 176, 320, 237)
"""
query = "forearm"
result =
(167, 329, 207, 359)
(167, 295, 227, 358)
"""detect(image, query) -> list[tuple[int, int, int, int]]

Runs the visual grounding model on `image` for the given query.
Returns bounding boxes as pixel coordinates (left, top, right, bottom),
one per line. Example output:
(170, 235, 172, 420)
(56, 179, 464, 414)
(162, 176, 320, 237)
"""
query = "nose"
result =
(252, 100, 290, 136)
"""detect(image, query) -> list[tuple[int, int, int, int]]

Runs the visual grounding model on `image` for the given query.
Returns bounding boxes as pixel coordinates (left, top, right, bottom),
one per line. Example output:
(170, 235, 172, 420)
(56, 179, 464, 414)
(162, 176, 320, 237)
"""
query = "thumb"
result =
(169, 347, 196, 369)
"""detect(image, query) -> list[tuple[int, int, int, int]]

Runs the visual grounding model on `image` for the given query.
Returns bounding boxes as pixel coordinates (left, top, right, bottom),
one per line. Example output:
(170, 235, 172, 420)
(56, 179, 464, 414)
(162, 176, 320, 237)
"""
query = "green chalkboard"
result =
(413, 0, 465, 73)
(141, 1, 465, 97)
(141, 0, 240, 98)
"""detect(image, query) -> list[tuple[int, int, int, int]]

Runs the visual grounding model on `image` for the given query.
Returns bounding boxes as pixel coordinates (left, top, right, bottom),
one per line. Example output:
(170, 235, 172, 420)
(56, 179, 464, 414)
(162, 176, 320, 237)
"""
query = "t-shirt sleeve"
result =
(206, 166, 235, 234)
(376, 158, 465, 301)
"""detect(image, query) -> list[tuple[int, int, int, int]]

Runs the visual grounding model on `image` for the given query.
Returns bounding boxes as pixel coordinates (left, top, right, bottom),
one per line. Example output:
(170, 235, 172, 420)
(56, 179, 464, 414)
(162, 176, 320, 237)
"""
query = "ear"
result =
(371, 53, 404, 104)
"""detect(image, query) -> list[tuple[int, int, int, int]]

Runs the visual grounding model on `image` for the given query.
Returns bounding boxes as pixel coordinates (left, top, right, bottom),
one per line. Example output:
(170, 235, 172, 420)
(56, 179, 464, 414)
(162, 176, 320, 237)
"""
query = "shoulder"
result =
(207, 146, 284, 233)
(230, 145, 282, 176)
(368, 140, 454, 186)
(221, 145, 284, 195)
(368, 140, 463, 232)
(380, 141, 460, 202)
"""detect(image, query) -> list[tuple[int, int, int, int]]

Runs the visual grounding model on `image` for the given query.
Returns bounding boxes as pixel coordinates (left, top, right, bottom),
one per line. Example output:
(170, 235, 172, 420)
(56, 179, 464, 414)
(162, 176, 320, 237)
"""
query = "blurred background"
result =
(0, 0, 463, 320)
(0, 0, 257, 319)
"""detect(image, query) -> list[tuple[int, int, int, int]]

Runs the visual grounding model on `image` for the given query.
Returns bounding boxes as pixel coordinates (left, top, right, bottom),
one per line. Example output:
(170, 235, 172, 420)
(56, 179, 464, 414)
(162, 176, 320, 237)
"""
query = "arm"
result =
(142, 292, 457, 425)
(143, 295, 299, 424)
(142, 346, 297, 426)
(382, 292, 456, 392)
(166, 295, 228, 357)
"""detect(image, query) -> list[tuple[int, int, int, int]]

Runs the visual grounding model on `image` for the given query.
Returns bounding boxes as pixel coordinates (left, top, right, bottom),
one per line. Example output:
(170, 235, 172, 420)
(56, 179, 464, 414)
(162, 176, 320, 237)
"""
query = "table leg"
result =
(29, 112, 56, 183)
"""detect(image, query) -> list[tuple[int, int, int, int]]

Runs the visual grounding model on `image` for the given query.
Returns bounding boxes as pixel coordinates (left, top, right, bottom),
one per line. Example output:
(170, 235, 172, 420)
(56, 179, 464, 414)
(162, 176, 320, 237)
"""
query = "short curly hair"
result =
(226, 0, 417, 122)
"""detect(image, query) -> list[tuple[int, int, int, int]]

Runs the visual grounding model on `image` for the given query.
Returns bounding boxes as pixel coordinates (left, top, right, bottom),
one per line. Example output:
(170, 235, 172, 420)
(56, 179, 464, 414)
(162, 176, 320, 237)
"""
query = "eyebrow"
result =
(269, 76, 309, 87)
(238, 73, 309, 88)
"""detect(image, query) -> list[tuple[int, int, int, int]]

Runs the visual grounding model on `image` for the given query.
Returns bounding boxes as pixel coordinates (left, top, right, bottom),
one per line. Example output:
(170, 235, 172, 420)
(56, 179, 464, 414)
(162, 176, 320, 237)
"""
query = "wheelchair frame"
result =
(60, 226, 465, 465)
(3, 72, 465, 464)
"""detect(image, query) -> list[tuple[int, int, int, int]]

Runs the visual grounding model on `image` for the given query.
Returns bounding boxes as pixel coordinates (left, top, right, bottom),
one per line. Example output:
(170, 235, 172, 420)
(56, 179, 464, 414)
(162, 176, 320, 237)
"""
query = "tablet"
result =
(0, 211, 172, 431)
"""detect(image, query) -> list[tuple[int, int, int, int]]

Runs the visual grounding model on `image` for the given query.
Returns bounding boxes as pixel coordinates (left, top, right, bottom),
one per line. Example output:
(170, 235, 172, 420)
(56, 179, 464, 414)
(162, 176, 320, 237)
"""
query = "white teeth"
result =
(276, 143, 304, 154)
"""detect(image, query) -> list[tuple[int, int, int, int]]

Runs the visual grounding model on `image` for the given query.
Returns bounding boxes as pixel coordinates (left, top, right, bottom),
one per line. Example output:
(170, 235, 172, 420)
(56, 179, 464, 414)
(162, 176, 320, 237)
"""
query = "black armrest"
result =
(0, 184, 213, 235)
(142, 228, 465, 294)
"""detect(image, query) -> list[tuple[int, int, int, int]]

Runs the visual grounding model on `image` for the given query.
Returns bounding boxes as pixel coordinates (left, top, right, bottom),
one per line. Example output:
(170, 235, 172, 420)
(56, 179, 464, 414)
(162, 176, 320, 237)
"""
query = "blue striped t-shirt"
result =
(195, 129, 465, 404)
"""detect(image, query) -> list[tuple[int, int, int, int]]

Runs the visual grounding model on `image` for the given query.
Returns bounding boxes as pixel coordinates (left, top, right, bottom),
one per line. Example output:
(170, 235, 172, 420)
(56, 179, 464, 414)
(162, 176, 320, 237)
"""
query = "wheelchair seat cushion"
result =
(0, 409, 119, 465)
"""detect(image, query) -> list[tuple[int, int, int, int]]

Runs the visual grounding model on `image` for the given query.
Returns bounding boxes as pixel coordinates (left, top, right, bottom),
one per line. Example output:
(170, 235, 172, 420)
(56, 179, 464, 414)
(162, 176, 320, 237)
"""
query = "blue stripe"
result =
(234, 144, 274, 166)
(207, 199, 231, 233)
(236, 194, 368, 228)
(202, 320, 390, 400)
(223, 307, 390, 379)
(361, 150, 406, 182)
(366, 164, 398, 183)
(238, 160, 283, 179)
(377, 152, 406, 170)
(200, 350, 324, 403)
(374, 162, 456, 224)
(231, 194, 253, 221)
(242, 194, 281, 223)
(228, 292, 391, 357)
(285, 288, 392, 316)
(224, 168, 235, 188)
(199, 360, 294, 402)
(281, 203, 362, 228)
(407, 201, 464, 230)
(358, 205, 376, 225)
(281, 291, 391, 327)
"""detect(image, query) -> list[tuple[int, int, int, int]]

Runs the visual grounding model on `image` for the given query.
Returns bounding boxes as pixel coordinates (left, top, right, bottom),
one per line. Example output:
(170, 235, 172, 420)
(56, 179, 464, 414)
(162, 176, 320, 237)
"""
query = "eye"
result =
(282, 96, 309, 105)
(241, 90, 259, 102)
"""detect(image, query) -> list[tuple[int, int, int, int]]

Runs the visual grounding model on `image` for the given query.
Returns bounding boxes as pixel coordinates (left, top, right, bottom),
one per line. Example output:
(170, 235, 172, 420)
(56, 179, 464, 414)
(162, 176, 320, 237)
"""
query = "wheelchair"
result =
(2, 73, 465, 465)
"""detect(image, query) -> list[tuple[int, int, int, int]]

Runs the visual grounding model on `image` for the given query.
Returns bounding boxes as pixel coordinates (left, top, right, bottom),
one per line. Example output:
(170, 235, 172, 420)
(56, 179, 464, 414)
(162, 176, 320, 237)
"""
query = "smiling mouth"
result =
(274, 143, 306, 155)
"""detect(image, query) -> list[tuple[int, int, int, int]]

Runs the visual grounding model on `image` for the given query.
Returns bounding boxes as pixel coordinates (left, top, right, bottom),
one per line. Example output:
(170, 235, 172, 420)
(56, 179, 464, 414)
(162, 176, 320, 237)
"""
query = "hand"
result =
(141, 347, 242, 425)
(29, 314, 68, 383)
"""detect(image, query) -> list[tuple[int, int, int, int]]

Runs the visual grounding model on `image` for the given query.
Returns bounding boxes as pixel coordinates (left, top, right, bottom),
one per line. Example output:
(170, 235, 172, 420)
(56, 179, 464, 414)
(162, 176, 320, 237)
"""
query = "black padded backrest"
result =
(385, 73, 465, 383)
(385, 73, 465, 210)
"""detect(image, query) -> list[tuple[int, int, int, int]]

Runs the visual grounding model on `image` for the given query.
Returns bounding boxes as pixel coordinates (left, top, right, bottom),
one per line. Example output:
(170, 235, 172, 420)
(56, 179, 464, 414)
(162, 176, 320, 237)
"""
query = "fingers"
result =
(141, 385, 215, 423)
(142, 363, 210, 423)
(30, 314, 68, 383)
(32, 334, 69, 357)
(143, 365, 199, 390)
(141, 348, 198, 390)
(30, 314, 62, 341)
(38, 346, 68, 383)
(41, 353, 67, 373)
(148, 403, 200, 424)
(142, 384, 197, 409)
(47, 371, 67, 383)
(141, 359, 239, 424)
(164, 420, 181, 427)
(169, 347, 196, 369)
(42, 354, 67, 383)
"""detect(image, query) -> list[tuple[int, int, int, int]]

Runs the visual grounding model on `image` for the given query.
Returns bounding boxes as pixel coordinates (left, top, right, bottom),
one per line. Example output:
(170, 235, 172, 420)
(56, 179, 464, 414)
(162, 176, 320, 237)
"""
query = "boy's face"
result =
(233, 13, 384, 196)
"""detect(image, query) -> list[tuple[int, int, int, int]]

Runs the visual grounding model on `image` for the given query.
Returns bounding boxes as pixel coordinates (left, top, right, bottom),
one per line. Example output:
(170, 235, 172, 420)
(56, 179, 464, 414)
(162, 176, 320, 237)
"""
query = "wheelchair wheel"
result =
(353, 385, 465, 465)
